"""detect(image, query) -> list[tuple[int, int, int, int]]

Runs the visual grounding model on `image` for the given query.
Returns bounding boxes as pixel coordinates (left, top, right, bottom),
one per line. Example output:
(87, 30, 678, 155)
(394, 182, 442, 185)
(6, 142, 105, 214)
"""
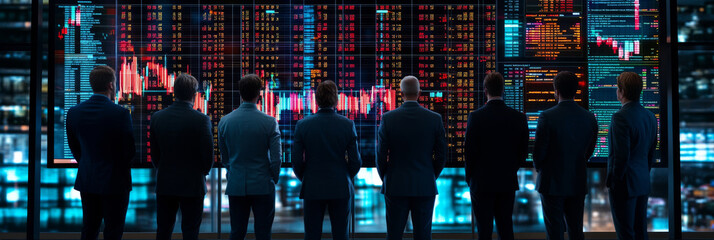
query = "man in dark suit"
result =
(292, 80, 362, 240)
(150, 74, 214, 240)
(465, 72, 528, 240)
(219, 74, 281, 240)
(608, 72, 657, 240)
(377, 76, 447, 240)
(66, 65, 136, 240)
(533, 71, 598, 240)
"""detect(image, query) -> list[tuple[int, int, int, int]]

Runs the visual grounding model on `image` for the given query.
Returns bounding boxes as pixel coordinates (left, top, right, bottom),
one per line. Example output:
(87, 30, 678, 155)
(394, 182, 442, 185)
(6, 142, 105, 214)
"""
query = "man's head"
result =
(316, 80, 338, 109)
(174, 73, 198, 102)
(617, 72, 643, 103)
(89, 65, 116, 99)
(400, 76, 421, 101)
(239, 74, 263, 103)
(483, 72, 504, 99)
(553, 71, 579, 100)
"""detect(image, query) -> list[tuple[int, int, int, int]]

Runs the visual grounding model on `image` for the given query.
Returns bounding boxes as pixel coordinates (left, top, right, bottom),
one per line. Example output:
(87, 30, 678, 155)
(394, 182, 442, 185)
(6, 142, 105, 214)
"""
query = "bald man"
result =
(377, 76, 447, 240)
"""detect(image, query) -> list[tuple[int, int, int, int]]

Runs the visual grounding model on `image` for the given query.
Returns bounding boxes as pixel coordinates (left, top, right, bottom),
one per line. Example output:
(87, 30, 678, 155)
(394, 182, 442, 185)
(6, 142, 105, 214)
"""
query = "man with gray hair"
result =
(150, 73, 214, 240)
(377, 76, 447, 240)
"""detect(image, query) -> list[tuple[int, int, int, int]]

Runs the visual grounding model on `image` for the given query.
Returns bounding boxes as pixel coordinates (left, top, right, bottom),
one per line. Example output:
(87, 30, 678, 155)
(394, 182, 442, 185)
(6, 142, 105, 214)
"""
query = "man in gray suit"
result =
(377, 76, 447, 240)
(533, 71, 598, 240)
(150, 74, 214, 240)
(218, 74, 281, 240)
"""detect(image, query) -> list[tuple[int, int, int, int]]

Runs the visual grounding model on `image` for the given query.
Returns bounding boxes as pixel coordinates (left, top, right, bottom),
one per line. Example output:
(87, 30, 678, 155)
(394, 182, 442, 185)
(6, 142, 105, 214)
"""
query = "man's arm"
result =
(66, 110, 81, 162)
(533, 114, 548, 171)
(269, 120, 282, 183)
(122, 109, 136, 166)
(346, 121, 362, 179)
(218, 120, 230, 171)
(586, 114, 598, 161)
(376, 118, 389, 180)
(464, 113, 475, 186)
(199, 115, 214, 175)
(648, 117, 657, 170)
(610, 113, 631, 181)
(433, 117, 447, 178)
(149, 115, 159, 168)
(291, 122, 305, 181)
(518, 113, 529, 171)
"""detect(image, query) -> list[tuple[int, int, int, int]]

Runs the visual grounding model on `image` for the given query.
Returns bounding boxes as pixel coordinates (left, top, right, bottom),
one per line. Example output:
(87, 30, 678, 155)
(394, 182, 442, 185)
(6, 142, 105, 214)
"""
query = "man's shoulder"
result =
(330, 113, 353, 125)
(545, 103, 590, 118)
(151, 106, 170, 119)
(296, 113, 317, 126)
(475, 104, 523, 117)
(468, 106, 488, 120)
(423, 107, 442, 119)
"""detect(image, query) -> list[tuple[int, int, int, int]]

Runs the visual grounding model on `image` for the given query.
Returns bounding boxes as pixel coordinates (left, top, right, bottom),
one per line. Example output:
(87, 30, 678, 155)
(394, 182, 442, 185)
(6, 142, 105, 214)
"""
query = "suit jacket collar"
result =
(239, 102, 258, 110)
(317, 108, 336, 114)
(90, 94, 112, 103)
(401, 101, 421, 108)
(622, 101, 640, 110)
(171, 101, 194, 109)
(557, 100, 578, 106)
(486, 99, 506, 107)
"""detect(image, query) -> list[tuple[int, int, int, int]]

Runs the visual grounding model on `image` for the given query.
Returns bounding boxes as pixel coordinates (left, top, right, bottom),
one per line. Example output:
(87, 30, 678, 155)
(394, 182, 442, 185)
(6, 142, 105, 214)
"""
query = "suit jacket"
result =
(607, 101, 657, 197)
(533, 100, 598, 196)
(66, 94, 136, 194)
(150, 101, 214, 197)
(219, 102, 281, 196)
(291, 108, 362, 200)
(464, 100, 528, 193)
(377, 101, 447, 197)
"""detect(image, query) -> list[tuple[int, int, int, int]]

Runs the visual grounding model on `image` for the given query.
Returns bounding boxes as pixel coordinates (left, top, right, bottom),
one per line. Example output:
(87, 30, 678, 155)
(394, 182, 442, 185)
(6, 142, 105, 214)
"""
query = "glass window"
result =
(679, 50, 714, 232)
(678, 0, 714, 43)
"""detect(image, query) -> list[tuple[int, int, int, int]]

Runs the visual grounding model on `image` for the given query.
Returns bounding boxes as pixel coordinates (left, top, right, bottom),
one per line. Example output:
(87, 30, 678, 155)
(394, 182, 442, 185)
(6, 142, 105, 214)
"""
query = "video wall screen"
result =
(51, 0, 661, 167)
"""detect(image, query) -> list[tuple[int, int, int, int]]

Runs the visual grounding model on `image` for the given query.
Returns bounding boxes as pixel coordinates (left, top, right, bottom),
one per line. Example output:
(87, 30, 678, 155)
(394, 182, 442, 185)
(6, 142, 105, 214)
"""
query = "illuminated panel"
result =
(54, 3, 115, 162)
(680, 128, 714, 162)
(449, 4, 484, 162)
(201, 4, 228, 160)
(413, 4, 449, 154)
(375, 4, 405, 103)
(51, 0, 660, 167)
(587, 0, 660, 159)
(502, 64, 526, 111)
(501, 0, 584, 60)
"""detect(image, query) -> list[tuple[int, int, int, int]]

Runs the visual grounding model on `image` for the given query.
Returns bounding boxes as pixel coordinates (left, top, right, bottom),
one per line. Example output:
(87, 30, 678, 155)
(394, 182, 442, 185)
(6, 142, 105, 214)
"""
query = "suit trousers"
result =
(229, 194, 276, 240)
(609, 189, 649, 240)
(540, 194, 585, 240)
(80, 192, 130, 240)
(385, 195, 436, 240)
(303, 198, 351, 240)
(156, 195, 204, 240)
(471, 191, 515, 240)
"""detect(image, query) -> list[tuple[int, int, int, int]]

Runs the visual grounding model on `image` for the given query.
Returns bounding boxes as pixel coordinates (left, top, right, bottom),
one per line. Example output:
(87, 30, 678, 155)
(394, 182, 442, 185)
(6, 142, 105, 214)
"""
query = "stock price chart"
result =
(51, 0, 660, 167)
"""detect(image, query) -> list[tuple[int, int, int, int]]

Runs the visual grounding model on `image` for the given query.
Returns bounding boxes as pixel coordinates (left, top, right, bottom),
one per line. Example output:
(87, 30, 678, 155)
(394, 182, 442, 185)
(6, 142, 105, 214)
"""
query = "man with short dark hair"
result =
(534, 71, 598, 240)
(465, 72, 528, 240)
(219, 74, 281, 240)
(377, 76, 447, 240)
(66, 65, 136, 240)
(150, 73, 213, 240)
(292, 80, 361, 240)
(608, 72, 657, 240)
